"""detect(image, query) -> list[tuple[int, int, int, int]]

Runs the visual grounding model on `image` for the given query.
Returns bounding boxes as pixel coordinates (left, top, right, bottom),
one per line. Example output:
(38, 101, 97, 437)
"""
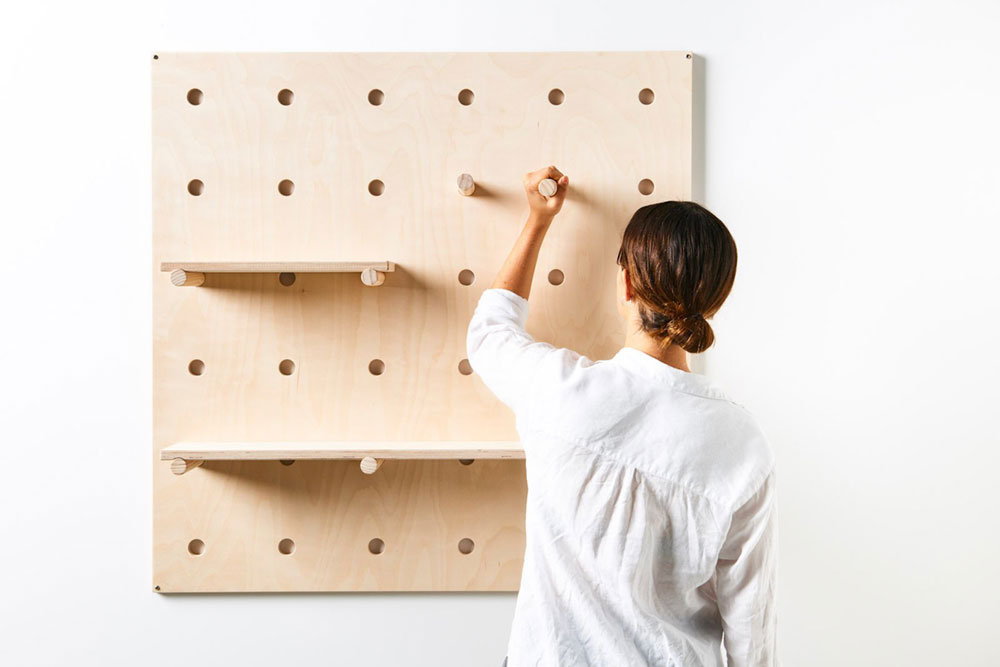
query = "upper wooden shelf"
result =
(160, 261, 395, 287)
(161, 441, 525, 475)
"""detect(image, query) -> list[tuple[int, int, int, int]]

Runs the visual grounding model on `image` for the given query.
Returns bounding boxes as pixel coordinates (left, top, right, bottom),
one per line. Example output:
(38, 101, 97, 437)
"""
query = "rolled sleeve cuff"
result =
(475, 288, 530, 329)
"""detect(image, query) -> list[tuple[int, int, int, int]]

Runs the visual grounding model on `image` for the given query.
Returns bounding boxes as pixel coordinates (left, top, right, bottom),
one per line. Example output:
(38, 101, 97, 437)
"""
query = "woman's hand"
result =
(522, 165, 569, 220)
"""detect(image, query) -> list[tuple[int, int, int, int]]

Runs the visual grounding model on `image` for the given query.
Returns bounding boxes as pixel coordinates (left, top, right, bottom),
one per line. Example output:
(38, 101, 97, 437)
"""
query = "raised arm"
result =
(490, 166, 569, 298)
(466, 166, 573, 414)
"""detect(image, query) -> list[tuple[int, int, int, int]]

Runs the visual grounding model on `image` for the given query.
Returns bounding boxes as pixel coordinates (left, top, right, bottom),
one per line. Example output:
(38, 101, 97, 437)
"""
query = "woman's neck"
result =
(624, 328, 691, 373)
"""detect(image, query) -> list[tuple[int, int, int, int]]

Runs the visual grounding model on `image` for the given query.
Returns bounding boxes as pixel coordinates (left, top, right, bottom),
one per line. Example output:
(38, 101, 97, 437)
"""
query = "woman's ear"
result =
(620, 266, 632, 301)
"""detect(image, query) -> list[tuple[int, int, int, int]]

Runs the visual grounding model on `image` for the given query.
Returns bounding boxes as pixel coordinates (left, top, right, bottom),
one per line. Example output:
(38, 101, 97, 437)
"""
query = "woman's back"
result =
(468, 289, 777, 666)
(469, 170, 778, 665)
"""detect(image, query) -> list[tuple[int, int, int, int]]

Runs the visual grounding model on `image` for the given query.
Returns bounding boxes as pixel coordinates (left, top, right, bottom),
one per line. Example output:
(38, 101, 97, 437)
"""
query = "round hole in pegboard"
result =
(368, 538, 385, 555)
(458, 359, 473, 375)
(279, 272, 296, 287)
(187, 179, 204, 196)
(277, 88, 294, 106)
(368, 89, 384, 106)
(638, 88, 655, 105)
(188, 539, 205, 555)
(459, 458, 475, 466)
(368, 179, 384, 196)
(188, 359, 205, 376)
(278, 179, 295, 196)
(458, 269, 475, 286)
(368, 359, 385, 376)
(278, 538, 296, 555)
(547, 269, 565, 286)
(458, 88, 475, 105)
(186, 88, 203, 105)
(458, 538, 475, 555)
(548, 88, 565, 105)
(279, 459, 295, 466)
(638, 178, 655, 196)
(278, 359, 296, 376)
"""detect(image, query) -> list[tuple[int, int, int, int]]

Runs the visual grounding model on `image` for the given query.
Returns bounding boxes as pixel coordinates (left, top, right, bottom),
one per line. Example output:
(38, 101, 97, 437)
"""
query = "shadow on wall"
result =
(689, 54, 711, 378)
(691, 54, 707, 207)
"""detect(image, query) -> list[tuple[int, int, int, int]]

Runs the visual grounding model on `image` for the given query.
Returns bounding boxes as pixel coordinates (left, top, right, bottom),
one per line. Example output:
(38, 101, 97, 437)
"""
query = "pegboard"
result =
(152, 51, 692, 592)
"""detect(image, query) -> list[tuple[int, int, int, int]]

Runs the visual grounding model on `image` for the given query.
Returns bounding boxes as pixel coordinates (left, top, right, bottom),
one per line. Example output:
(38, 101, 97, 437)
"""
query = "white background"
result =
(1, 1, 998, 665)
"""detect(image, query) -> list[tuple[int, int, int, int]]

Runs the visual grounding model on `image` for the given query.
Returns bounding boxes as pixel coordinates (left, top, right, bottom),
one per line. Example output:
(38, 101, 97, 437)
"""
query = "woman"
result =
(467, 166, 778, 666)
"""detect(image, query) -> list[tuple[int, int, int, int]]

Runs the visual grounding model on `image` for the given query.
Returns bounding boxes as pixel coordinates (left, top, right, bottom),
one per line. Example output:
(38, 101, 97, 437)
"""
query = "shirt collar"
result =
(612, 347, 733, 402)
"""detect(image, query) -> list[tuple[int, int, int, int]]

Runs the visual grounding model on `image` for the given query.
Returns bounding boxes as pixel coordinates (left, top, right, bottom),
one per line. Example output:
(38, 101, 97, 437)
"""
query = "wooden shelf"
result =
(160, 261, 395, 273)
(160, 261, 395, 287)
(161, 441, 525, 462)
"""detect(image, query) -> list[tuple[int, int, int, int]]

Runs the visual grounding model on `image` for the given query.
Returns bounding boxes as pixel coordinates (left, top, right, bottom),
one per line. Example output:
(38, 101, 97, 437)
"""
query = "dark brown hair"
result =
(616, 201, 737, 354)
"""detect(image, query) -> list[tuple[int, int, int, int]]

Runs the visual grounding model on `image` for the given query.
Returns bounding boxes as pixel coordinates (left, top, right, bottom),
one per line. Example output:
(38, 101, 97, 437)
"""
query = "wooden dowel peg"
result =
(360, 268, 386, 287)
(538, 178, 558, 198)
(457, 173, 476, 196)
(360, 456, 383, 474)
(170, 459, 203, 475)
(170, 269, 205, 287)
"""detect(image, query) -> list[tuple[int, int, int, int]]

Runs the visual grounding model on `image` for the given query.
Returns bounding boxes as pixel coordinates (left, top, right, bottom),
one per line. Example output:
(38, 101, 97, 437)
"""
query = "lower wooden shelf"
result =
(161, 441, 525, 474)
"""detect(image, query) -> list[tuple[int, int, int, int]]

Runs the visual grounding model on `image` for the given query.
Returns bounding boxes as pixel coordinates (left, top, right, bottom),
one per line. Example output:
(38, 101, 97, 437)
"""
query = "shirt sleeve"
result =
(716, 470, 779, 667)
(466, 288, 567, 418)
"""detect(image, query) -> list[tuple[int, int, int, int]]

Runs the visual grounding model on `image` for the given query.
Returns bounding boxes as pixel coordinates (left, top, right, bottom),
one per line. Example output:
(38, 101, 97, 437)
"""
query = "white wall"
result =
(2, 1, 997, 665)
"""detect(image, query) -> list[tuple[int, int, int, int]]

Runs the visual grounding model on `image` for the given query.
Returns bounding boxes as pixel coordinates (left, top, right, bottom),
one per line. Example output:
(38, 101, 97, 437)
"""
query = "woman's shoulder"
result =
(522, 363, 776, 507)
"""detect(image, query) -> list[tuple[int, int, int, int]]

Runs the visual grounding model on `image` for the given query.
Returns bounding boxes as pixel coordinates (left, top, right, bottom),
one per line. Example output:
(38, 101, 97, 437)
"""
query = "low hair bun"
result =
(665, 315, 714, 354)
(635, 306, 715, 354)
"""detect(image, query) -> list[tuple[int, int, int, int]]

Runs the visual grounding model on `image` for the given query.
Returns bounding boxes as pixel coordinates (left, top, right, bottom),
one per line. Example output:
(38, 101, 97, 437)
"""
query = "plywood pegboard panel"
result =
(152, 51, 692, 592)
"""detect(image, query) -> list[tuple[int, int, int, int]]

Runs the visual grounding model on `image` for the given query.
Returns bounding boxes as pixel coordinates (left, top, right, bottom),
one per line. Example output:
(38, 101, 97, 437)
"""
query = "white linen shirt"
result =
(466, 288, 778, 667)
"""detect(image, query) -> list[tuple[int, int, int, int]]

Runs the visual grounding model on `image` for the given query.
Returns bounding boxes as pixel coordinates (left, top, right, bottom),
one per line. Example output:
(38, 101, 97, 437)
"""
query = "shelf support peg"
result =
(170, 459, 203, 475)
(170, 269, 206, 287)
(457, 173, 476, 196)
(360, 268, 385, 287)
(538, 178, 558, 198)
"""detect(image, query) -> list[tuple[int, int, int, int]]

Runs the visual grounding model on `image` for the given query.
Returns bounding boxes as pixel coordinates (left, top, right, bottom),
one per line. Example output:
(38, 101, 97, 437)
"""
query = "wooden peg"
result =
(170, 269, 205, 287)
(538, 178, 558, 198)
(360, 456, 383, 474)
(457, 173, 476, 196)
(170, 459, 203, 475)
(360, 268, 385, 287)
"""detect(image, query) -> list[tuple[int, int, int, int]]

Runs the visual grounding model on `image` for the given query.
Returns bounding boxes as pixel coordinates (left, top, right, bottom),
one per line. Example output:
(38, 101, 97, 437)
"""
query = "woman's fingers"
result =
(552, 175, 569, 204)
(524, 165, 564, 188)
